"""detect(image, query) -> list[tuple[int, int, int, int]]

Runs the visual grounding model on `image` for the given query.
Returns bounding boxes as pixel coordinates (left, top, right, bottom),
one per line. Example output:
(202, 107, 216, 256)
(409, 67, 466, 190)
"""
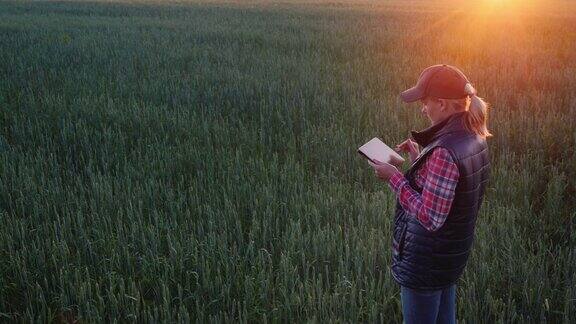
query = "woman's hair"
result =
(463, 83, 492, 138)
(441, 83, 492, 139)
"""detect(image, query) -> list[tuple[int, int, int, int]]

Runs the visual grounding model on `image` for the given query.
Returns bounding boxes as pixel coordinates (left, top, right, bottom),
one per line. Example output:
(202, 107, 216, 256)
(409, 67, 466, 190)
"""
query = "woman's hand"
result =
(387, 155, 405, 168)
(396, 139, 420, 163)
(369, 159, 399, 182)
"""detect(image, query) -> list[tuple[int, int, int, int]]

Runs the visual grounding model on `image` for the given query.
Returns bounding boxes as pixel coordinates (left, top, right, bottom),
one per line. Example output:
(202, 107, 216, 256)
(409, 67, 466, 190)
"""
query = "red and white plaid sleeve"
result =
(388, 147, 460, 232)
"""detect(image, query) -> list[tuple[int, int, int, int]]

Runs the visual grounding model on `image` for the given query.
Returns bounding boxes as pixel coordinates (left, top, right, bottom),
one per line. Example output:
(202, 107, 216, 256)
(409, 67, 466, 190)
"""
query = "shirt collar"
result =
(410, 111, 467, 147)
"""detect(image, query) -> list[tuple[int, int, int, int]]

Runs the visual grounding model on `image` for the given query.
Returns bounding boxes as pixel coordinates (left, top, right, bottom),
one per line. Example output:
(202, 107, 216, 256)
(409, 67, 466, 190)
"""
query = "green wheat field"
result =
(0, 0, 575, 322)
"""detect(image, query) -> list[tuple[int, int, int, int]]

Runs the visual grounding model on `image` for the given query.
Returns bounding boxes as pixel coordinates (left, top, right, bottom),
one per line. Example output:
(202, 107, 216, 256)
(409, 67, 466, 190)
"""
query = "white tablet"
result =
(358, 137, 405, 165)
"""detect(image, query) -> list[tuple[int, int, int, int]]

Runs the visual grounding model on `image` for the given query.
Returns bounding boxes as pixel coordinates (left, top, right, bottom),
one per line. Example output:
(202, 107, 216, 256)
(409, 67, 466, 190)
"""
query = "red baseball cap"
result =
(400, 64, 472, 103)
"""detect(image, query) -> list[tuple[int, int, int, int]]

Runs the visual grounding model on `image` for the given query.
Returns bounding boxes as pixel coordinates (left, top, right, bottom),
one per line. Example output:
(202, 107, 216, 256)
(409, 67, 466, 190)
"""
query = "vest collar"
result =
(410, 111, 467, 147)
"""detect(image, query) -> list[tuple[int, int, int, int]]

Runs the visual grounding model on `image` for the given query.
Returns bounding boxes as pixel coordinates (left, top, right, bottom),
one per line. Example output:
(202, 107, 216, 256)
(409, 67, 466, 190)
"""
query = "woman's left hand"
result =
(369, 159, 399, 181)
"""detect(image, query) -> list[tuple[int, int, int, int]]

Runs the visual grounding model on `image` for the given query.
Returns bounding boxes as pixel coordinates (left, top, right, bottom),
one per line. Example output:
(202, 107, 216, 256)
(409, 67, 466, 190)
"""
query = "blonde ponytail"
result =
(463, 83, 492, 138)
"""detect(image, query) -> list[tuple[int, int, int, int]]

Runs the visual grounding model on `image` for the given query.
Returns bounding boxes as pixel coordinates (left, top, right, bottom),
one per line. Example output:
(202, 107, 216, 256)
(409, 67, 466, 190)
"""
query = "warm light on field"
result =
(479, 0, 541, 12)
(485, 0, 515, 6)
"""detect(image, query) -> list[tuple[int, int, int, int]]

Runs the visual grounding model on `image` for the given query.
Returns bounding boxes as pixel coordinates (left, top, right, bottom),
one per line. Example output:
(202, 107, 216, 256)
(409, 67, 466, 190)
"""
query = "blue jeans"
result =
(400, 284, 456, 324)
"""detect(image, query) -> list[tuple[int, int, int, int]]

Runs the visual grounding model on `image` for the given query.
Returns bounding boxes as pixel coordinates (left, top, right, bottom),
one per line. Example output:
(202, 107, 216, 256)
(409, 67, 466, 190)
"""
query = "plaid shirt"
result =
(388, 147, 460, 232)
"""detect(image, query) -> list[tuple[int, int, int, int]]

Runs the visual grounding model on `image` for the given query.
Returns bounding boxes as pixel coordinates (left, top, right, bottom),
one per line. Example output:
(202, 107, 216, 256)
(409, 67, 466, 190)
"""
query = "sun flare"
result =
(481, 0, 539, 12)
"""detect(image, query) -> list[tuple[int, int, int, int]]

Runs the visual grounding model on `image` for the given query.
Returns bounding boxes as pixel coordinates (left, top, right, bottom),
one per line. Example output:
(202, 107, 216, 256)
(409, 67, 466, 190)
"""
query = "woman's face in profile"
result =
(420, 97, 444, 125)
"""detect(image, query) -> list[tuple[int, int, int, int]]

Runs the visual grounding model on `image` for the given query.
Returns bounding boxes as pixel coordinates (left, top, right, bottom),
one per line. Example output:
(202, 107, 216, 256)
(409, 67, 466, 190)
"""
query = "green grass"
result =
(0, 0, 575, 322)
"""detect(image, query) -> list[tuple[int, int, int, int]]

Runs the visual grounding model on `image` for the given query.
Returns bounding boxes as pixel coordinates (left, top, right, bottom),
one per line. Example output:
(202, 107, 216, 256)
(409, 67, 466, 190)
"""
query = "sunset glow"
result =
(478, 0, 542, 13)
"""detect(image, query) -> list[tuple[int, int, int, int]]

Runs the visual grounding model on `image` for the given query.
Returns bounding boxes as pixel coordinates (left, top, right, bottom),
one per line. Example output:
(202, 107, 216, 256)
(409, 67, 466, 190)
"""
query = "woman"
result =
(371, 64, 491, 324)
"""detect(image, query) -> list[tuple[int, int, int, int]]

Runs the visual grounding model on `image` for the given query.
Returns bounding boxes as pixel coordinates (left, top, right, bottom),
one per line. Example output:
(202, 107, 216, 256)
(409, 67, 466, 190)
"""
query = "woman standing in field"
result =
(371, 64, 491, 324)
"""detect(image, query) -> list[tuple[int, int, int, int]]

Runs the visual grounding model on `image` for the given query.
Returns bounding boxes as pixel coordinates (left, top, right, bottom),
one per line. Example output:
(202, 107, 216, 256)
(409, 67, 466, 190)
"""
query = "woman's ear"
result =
(439, 99, 447, 111)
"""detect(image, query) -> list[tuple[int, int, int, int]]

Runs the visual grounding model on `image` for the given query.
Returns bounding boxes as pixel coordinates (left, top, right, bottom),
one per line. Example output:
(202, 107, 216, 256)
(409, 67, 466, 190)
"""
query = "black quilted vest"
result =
(391, 111, 490, 290)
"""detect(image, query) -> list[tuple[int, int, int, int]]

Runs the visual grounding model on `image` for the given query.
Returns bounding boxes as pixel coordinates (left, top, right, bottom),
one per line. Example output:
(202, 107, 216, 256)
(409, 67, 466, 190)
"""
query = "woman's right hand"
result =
(395, 139, 420, 163)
